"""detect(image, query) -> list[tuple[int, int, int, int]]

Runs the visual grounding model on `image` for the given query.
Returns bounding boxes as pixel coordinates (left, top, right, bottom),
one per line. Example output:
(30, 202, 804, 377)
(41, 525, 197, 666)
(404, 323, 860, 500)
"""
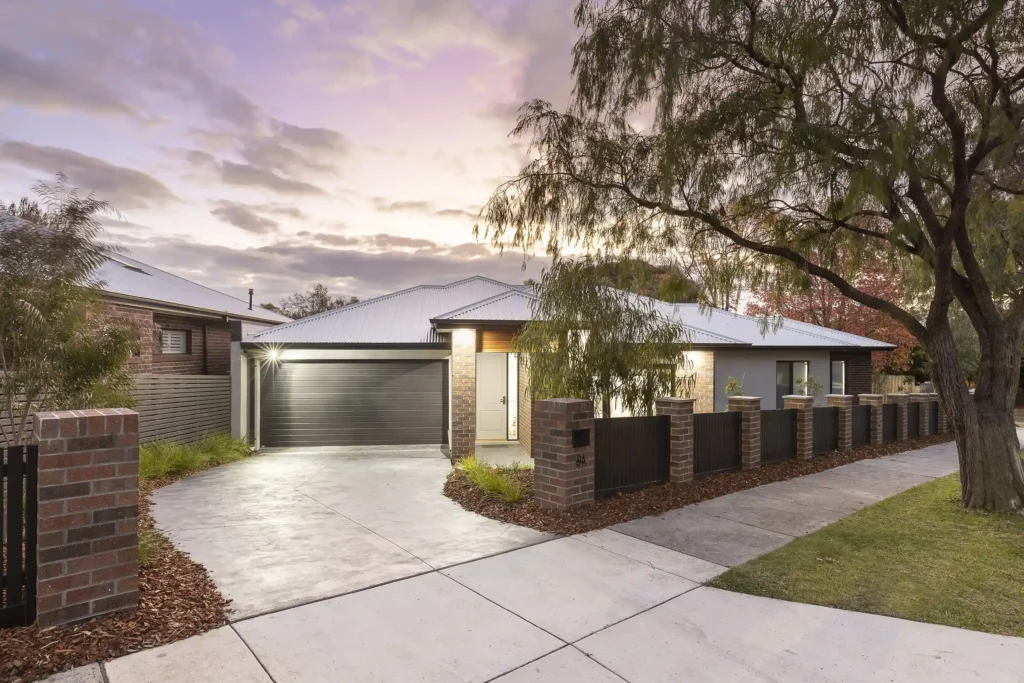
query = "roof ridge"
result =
(432, 288, 537, 320)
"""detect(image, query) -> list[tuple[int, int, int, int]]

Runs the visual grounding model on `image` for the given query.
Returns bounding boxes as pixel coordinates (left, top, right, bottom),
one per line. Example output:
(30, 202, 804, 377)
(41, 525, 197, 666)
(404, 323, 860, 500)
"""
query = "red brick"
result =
(38, 452, 92, 470)
(66, 494, 117, 513)
(38, 469, 66, 486)
(117, 548, 139, 564)
(66, 582, 115, 605)
(92, 561, 138, 583)
(38, 571, 91, 597)
(38, 530, 67, 549)
(37, 594, 64, 613)
(40, 512, 92, 533)
(38, 602, 91, 627)
(116, 462, 140, 476)
(115, 576, 139, 593)
(91, 534, 137, 553)
(115, 491, 140, 506)
(90, 590, 139, 615)
(65, 464, 118, 482)
(66, 551, 119, 575)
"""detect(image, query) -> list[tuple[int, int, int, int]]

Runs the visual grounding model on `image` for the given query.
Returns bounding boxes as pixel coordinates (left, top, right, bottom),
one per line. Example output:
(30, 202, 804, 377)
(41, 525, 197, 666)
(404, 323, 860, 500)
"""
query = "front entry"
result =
(476, 353, 508, 440)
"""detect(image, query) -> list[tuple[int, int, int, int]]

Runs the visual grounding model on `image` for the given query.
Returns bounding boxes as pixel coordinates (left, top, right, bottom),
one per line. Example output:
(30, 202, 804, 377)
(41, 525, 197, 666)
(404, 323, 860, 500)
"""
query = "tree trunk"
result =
(928, 321, 1024, 511)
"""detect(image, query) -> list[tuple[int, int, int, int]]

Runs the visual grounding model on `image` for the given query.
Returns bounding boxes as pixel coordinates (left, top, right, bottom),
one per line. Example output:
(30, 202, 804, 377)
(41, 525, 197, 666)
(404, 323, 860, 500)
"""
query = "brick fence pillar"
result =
(656, 397, 695, 483)
(450, 328, 477, 461)
(32, 409, 140, 627)
(933, 393, 950, 433)
(889, 394, 910, 441)
(859, 394, 884, 444)
(827, 395, 854, 451)
(728, 396, 762, 469)
(784, 395, 814, 459)
(532, 399, 595, 510)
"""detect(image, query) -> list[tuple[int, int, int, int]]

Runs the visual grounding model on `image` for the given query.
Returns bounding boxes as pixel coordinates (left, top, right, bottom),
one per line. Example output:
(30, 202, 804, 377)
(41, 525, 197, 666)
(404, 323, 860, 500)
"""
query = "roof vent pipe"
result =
(248, 288, 254, 310)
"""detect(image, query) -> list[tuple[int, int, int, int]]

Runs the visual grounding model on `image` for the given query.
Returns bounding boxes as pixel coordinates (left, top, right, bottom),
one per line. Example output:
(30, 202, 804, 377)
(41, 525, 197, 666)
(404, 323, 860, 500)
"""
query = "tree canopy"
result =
(480, 1, 1024, 510)
(266, 283, 360, 320)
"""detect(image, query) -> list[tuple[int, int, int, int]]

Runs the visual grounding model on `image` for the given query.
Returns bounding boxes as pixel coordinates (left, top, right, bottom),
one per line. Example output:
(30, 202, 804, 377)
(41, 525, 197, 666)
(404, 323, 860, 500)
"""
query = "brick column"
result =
(889, 394, 910, 441)
(531, 399, 594, 510)
(859, 394, 884, 444)
(784, 395, 814, 459)
(827, 395, 854, 451)
(728, 396, 762, 469)
(32, 409, 140, 627)
(656, 397, 695, 483)
(450, 328, 477, 461)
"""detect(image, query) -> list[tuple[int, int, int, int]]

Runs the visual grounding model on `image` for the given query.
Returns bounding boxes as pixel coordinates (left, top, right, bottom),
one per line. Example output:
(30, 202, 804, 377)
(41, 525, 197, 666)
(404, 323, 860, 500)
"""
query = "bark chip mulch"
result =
(1, 479, 230, 683)
(444, 434, 956, 536)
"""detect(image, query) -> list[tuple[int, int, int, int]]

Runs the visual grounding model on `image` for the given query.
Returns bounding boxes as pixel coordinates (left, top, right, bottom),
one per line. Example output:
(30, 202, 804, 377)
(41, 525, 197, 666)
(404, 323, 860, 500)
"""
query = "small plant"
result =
(796, 374, 824, 398)
(725, 375, 745, 396)
(458, 456, 527, 503)
(140, 433, 252, 480)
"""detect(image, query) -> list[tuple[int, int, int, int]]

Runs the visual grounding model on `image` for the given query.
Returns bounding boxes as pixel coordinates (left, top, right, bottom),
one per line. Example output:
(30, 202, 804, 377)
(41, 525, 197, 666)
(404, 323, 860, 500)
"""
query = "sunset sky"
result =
(0, 0, 576, 303)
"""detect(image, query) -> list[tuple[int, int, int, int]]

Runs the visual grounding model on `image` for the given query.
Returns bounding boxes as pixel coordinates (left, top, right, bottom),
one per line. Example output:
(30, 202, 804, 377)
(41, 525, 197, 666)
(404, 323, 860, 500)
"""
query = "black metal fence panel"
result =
(812, 406, 839, 454)
(882, 403, 897, 443)
(907, 402, 921, 438)
(929, 401, 940, 435)
(2, 444, 38, 629)
(852, 405, 871, 447)
(694, 411, 741, 476)
(594, 416, 670, 498)
(760, 409, 796, 464)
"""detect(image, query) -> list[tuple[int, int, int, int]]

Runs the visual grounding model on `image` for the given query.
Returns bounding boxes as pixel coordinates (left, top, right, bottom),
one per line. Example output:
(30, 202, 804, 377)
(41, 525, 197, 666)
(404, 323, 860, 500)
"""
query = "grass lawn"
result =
(710, 474, 1024, 637)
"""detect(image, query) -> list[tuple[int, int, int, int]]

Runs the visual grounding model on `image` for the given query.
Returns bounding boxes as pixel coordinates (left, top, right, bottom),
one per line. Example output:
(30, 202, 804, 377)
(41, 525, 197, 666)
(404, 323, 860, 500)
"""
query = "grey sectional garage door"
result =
(260, 360, 448, 447)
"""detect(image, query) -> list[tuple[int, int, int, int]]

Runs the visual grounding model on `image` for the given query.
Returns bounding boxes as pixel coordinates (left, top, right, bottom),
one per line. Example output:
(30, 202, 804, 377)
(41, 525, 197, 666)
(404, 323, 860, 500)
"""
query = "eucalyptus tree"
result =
(480, 0, 1024, 511)
(512, 258, 688, 417)
(0, 176, 136, 444)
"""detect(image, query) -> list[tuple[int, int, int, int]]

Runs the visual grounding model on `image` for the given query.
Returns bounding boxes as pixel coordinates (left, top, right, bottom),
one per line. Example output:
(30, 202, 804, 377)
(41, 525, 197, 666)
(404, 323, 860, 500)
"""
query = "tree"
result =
(277, 283, 359, 320)
(479, 1, 1024, 511)
(673, 226, 752, 311)
(512, 258, 689, 417)
(746, 248, 919, 373)
(0, 176, 137, 445)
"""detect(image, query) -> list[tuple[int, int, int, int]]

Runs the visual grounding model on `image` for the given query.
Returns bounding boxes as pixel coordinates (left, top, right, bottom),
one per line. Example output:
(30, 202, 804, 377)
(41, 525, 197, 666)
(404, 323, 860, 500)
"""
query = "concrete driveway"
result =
(150, 446, 550, 619)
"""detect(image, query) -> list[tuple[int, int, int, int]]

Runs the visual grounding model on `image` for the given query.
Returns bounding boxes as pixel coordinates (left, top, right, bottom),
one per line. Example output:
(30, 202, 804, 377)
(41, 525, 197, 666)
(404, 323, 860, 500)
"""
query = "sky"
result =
(0, 0, 578, 304)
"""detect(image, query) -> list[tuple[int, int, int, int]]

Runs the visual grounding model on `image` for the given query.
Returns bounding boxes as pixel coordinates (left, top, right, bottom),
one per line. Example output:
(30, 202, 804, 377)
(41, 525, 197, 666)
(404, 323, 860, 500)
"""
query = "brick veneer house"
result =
(235, 277, 892, 460)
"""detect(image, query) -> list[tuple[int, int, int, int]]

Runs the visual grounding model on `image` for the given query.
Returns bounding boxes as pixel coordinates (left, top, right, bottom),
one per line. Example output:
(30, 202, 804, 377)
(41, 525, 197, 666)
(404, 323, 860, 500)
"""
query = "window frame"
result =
(830, 359, 846, 395)
(160, 329, 191, 355)
(776, 360, 811, 407)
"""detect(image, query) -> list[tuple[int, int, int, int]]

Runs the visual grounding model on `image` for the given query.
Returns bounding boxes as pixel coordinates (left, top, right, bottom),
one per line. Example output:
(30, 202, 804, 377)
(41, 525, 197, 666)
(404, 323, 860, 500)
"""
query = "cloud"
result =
(0, 141, 176, 209)
(372, 197, 480, 221)
(210, 201, 280, 235)
(220, 161, 327, 195)
(239, 121, 349, 175)
(296, 231, 361, 247)
(436, 208, 480, 220)
(367, 234, 437, 250)
(0, 45, 136, 116)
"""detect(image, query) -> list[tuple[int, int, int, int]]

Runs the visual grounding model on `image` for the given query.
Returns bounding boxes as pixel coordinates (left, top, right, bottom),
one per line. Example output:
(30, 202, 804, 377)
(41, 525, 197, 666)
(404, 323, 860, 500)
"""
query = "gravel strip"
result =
(443, 434, 956, 536)
(1, 479, 230, 683)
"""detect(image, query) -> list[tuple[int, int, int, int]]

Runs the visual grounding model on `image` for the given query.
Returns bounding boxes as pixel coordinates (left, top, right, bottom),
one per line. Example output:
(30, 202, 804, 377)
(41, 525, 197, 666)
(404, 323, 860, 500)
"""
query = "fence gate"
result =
(760, 409, 796, 463)
(594, 416, 669, 498)
(907, 402, 921, 438)
(882, 403, 898, 443)
(694, 412, 741, 476)
(2, 444, 38, 629)
(852, 405, 871, 447)
(813, 407, 839, 454)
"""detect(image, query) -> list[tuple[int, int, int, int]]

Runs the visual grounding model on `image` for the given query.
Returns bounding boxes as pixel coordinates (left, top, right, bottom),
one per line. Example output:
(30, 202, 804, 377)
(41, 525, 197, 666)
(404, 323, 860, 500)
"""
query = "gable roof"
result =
(250, 276, 519, 344)
(246, 275, 895, 350)
(96, 255, 290, 325)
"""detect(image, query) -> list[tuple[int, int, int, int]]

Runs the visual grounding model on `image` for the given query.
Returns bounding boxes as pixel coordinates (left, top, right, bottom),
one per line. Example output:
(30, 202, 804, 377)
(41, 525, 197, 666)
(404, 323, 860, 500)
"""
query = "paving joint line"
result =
(231, 623, 279, 682)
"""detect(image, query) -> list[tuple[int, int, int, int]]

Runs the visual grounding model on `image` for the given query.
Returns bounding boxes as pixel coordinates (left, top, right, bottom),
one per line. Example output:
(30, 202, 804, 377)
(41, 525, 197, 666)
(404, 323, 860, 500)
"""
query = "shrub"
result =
(458, 456, 527, 503)
(140, 433, 251, 481)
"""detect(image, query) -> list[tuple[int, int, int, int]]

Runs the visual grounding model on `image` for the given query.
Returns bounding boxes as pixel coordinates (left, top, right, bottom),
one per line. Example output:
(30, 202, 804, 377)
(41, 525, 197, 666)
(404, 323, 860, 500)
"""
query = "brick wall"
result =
(681, 350, 715, 413)
(532, 398, 595, 509)
(518, 354, 532, 456)
(101, 303, 155, 373)
(32, 409, 140, 627)
(831, 350, 872, 397)
(451, 329, 477, 460)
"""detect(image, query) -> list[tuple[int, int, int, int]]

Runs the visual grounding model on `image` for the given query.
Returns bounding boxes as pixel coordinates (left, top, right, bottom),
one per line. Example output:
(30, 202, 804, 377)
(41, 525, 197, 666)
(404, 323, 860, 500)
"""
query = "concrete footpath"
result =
(51, 438, 1024, 683)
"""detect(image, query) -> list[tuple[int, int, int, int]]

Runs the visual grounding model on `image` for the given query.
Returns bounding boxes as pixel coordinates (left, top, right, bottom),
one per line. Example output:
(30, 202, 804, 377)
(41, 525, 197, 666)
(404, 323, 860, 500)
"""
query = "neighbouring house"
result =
(233, 276, 893, 459)
(97, 255, 290, 442)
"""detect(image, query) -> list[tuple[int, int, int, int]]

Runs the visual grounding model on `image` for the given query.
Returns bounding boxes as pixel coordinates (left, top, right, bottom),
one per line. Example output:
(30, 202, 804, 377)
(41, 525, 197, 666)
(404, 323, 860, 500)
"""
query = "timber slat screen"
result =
(694, 411, 741, 476)
(882, 403, 898, 443)
(132, 374, 231, 444)
(907, 401, 921, 438)
(594, 416, 669, 498)
(2, 444, 38, 629)
(760, 409, 796, 463)
(852, 405, 872, 447)
(812, 406, 839, 454)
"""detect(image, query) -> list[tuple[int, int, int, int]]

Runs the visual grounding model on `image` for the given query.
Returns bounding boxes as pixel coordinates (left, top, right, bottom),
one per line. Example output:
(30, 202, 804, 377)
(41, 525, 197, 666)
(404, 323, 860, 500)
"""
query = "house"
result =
(233, 276, 893, 458)
(96, 254, 290, 443)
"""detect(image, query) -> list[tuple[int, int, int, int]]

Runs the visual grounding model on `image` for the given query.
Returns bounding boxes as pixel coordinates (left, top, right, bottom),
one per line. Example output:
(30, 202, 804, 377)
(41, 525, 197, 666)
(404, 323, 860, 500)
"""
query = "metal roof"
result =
(250, 276, 520, 344)
(248, 275, 894, 350)
(96, 255, 291, 324)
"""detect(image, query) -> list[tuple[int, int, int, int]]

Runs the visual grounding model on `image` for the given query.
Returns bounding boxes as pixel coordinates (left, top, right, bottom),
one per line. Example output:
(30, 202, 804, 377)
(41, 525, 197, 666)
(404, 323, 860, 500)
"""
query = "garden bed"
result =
(0, 436, 249, 683)
(444, 433, 955, 536)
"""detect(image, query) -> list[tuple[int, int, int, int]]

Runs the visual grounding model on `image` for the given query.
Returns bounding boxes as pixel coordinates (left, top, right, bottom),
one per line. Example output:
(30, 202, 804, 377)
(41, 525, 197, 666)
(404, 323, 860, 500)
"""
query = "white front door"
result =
(476, 353, 508, 440)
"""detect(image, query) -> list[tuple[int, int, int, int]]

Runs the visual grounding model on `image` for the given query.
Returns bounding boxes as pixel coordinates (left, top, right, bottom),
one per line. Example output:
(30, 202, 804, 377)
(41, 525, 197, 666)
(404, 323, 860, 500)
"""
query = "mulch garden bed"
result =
(0, 478, 230, 683)
(444, 434, 956, 536)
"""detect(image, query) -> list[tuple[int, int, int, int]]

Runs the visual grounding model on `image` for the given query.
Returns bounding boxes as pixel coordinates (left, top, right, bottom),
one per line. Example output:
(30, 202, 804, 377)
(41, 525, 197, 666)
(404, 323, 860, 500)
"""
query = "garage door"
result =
(260, 360, 448, 447)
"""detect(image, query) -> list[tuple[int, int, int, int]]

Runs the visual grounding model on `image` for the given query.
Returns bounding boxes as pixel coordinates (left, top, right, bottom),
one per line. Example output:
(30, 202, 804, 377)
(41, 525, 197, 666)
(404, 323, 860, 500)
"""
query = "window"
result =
(831, 360, 846, 395)
(776, 360, 810, 407)
(160, 329, 189, 355)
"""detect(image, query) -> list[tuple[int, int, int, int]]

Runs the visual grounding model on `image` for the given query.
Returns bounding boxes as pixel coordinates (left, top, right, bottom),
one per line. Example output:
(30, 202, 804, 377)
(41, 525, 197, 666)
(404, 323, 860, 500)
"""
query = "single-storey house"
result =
(232, 276, 893, 458)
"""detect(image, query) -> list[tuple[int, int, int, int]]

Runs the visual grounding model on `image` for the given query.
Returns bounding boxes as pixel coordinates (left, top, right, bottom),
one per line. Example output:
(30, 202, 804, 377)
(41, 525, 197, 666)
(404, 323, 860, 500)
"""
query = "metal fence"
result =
(907, 401, 921, 438)
(882, 403, 898, 443)
(813, 406, 839, 454)
(594, 416, 670, 498)
(2, 444, 37, 629)
(760, 409, 796, 463)
(132, 374, 231, 444)
(852, 405, 871, 447)
(694, 411, 741, 476)
(929, 401, 939, 435)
